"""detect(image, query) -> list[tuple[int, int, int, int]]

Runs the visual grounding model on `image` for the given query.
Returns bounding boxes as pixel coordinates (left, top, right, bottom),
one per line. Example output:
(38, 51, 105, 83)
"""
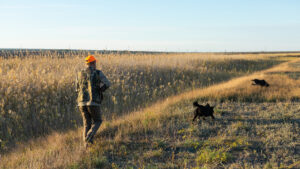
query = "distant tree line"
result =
(0, 49, 167, 59)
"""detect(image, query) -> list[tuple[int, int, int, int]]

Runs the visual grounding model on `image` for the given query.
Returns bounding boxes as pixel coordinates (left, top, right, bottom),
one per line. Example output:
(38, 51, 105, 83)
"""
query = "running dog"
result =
(251, 79, 269, 87)
(193, 101, 215, 121)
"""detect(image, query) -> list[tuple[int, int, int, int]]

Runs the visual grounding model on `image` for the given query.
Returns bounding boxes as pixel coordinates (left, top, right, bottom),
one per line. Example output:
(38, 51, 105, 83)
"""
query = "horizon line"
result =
(1, 48, 300, 54)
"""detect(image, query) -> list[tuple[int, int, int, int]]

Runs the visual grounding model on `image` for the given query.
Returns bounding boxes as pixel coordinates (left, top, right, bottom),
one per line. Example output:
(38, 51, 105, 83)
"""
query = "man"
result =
(76, 55, 111, 146)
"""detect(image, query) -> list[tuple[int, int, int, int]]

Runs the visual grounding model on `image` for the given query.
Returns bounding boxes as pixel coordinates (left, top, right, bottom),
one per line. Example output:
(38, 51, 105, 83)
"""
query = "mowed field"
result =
(0, 51, 300, 169)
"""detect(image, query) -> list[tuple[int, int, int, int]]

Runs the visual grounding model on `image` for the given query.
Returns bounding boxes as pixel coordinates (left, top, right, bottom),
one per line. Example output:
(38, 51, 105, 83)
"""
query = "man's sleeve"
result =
(99, 70, 111, 89)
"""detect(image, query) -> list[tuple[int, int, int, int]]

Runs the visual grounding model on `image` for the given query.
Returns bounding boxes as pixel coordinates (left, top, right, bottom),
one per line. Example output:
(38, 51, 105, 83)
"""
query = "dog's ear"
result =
(193, 101, 198, 107)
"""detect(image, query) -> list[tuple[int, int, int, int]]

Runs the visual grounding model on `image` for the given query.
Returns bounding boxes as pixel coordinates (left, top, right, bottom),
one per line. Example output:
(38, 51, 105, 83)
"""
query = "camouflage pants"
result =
(79, 106, 102, 143)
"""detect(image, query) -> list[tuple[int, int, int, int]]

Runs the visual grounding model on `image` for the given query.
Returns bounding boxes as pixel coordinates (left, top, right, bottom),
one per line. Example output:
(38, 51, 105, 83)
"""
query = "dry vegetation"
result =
(0, 52, 286, 149)
(1, 51, 300, 169)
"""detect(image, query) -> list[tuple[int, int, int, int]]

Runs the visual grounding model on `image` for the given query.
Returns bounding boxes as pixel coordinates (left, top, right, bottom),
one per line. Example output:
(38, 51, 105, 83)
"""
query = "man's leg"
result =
(86, 106, 102, 143)
(79, 106, 92, 142)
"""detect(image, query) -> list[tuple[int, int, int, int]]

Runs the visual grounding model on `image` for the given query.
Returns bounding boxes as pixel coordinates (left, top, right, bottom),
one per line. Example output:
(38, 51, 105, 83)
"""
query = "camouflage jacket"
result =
(76, 67, 111, 106)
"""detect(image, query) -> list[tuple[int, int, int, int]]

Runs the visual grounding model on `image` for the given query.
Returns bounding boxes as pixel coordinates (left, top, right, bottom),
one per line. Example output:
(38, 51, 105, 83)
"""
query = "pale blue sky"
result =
(0, 0, 299, 51)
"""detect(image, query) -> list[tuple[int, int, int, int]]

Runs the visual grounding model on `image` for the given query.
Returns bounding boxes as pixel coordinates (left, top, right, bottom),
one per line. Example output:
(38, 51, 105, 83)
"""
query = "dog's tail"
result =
(193, 101, 200, 107)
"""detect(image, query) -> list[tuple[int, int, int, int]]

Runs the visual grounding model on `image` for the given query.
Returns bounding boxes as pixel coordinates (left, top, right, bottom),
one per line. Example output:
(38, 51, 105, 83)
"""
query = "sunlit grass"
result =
(1, 52, 290, 149)
(1, 51, 300, 168)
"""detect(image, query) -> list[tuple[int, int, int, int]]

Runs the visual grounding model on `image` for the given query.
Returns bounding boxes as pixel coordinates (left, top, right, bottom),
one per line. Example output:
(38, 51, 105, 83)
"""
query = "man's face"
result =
(87, 61, 96, 68)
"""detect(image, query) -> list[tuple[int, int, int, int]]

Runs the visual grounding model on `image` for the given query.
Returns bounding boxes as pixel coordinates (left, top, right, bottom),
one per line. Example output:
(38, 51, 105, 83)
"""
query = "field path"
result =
(106, 57, 300, 126)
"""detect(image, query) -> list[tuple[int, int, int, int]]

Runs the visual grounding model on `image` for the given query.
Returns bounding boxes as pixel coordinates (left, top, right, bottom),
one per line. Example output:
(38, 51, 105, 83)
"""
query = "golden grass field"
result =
(1, 51, 300, 168)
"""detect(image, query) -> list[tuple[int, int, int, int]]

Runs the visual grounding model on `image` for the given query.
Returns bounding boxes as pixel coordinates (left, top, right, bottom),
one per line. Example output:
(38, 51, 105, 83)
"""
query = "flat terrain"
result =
(1, 52, 300, 169)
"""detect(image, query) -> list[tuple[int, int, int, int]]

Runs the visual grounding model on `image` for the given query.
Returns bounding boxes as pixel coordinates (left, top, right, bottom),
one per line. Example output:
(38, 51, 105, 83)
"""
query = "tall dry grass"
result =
(0, 51, 298, 152)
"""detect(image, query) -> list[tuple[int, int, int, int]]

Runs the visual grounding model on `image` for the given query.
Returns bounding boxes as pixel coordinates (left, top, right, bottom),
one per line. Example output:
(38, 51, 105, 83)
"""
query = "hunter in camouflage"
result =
(76, 55, 111, 146)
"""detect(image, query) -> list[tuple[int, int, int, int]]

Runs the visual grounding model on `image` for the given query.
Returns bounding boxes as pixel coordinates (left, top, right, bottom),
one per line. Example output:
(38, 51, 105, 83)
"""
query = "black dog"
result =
(193, 101, 215, 121)
(251, 79, 269, 87)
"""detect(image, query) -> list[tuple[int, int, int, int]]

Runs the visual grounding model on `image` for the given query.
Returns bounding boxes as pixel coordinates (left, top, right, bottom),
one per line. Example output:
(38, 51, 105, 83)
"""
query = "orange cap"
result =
(85, 55, 96, 63)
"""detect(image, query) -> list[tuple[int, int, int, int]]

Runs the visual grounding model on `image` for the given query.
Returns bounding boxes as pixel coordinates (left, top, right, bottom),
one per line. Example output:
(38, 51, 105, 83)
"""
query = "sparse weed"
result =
(195, 146, 232, 165)
(143, 148, 163, 159)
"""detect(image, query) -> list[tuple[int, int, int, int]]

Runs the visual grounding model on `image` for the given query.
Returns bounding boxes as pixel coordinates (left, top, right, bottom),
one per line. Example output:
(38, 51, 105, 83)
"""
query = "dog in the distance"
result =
(192, 101, 215, 121)
(251, 79, 269, 87)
